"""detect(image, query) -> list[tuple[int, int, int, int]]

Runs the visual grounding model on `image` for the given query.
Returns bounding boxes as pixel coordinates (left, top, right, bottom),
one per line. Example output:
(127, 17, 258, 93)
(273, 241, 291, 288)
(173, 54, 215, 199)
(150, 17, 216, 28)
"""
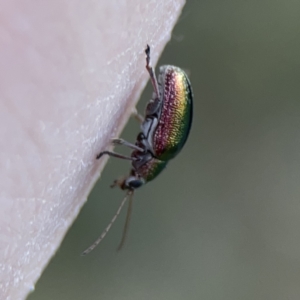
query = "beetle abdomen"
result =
(153, 66, 193, 161)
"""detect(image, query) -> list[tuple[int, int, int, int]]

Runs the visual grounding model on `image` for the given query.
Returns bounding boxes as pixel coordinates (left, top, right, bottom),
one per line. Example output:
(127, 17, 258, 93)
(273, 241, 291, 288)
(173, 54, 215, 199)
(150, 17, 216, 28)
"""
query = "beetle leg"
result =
(110, 178, 122, 189)
(111, 138, 144, 152)
(131, 108, 144, 123)
(96, 151, 136, 161)
(145, 45, 160, 99)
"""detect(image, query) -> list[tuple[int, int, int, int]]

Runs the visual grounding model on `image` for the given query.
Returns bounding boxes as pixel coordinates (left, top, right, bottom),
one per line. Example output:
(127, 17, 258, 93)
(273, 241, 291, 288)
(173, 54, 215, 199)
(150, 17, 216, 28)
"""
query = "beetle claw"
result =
(110, 181, 117, 188)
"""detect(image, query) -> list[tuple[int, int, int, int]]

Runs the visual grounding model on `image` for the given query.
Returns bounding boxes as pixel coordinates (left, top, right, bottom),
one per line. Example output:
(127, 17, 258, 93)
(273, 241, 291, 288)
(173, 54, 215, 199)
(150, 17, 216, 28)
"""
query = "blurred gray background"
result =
(28, 0, 300, 299)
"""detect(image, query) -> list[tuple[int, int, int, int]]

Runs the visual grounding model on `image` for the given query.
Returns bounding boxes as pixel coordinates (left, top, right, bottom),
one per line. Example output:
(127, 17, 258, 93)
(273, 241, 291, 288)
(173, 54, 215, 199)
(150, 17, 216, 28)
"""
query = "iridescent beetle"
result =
(82, 45, 193, 255)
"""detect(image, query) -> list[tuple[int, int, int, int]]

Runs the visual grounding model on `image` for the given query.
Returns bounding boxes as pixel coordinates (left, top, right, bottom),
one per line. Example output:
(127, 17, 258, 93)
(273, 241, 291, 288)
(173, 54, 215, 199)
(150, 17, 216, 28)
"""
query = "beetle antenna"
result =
(117, 191, 134, 251)
(81, 190, 133, 256)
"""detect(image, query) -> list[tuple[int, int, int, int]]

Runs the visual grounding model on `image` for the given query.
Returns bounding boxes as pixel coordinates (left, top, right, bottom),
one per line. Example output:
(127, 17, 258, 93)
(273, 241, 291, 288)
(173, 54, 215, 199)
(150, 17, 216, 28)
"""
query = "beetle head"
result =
(111, 175, 145, 190)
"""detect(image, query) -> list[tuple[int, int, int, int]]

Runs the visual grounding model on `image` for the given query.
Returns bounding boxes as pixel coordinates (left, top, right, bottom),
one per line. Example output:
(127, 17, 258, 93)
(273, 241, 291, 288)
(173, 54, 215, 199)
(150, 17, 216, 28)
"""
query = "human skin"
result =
(0, 0, 185, 299)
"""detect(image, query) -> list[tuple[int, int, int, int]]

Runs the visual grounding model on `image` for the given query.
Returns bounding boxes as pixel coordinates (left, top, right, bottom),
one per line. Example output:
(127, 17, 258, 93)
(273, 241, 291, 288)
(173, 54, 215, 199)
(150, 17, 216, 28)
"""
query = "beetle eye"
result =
(126, 178, 144, 189)
(130, 180, 143, 189)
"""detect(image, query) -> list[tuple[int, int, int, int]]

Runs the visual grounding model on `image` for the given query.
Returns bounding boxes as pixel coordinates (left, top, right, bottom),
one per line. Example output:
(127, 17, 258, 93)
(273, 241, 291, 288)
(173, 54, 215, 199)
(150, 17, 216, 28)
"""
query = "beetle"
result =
(82, 45, 193, 255)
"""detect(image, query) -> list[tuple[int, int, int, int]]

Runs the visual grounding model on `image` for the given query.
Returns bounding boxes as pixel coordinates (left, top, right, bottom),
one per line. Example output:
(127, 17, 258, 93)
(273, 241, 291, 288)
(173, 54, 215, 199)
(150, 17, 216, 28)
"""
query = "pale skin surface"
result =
(0, 1, 185, 299)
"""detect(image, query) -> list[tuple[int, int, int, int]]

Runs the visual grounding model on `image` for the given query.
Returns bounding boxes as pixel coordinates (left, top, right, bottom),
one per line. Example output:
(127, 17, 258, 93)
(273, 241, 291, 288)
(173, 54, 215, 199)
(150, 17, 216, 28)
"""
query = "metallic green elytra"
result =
(82, 45, 193, 255)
